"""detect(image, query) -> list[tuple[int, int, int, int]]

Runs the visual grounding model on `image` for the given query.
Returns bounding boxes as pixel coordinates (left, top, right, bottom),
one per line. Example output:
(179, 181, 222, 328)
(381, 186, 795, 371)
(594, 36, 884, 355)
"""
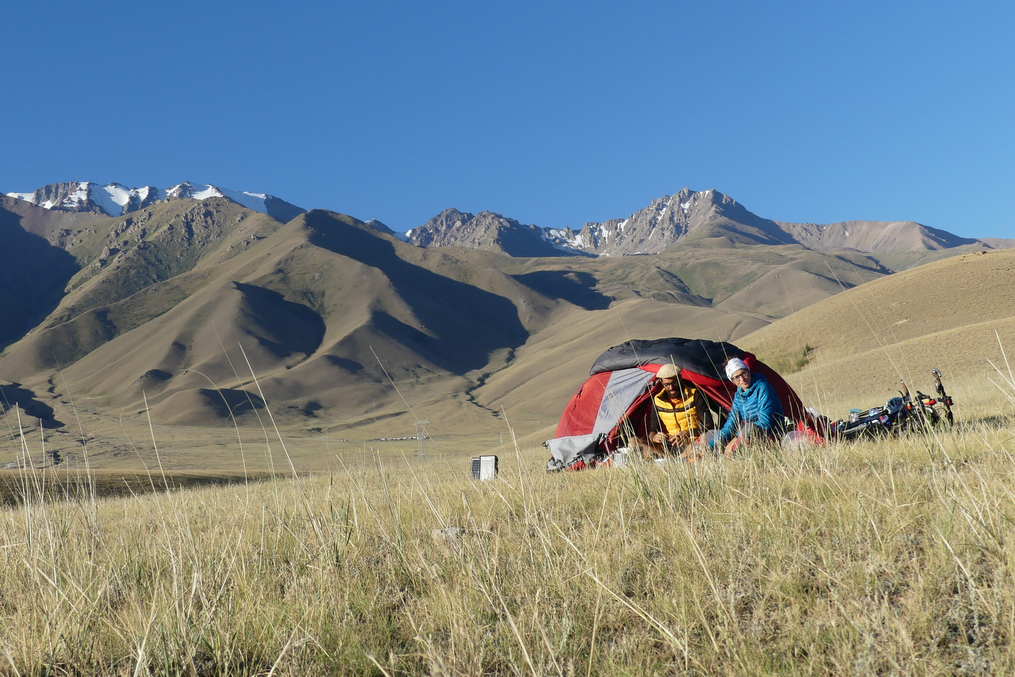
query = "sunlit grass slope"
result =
(3, 383, 1014, 674)
(741, 249, 1015, 414)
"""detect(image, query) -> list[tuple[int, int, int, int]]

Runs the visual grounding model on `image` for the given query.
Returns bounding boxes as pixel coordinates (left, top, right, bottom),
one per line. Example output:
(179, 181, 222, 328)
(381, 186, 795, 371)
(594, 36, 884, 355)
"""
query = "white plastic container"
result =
(470, 455, 498, 481)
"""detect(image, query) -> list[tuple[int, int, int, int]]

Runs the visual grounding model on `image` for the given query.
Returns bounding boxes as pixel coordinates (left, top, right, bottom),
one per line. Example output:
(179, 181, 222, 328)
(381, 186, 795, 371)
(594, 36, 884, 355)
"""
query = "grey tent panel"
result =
(591, 368, 655, 437)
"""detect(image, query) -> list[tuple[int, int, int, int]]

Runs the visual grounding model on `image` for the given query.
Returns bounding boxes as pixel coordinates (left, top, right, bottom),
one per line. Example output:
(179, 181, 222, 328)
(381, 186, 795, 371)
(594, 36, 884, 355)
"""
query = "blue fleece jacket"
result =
(709, 372, 784, 450)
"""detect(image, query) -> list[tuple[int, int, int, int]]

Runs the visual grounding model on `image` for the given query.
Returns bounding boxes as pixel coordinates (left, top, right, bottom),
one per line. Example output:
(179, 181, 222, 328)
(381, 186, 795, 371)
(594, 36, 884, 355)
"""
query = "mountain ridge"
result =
(6, 181, 305, 222)
(408, 188, 1013, 258)
(407, 208, 583, 257)
(12, 181, 1007, 258)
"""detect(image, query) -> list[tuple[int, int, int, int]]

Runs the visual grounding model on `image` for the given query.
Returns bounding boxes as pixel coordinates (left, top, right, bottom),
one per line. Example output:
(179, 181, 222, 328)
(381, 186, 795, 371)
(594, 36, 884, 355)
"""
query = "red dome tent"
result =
(545, 338, 808, 470)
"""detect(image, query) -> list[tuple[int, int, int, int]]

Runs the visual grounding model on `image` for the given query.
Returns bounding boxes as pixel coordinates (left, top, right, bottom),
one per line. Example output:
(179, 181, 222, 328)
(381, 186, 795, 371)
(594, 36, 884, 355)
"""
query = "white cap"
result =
(725, 358, 749, 380)
(656, 364, 679, 379)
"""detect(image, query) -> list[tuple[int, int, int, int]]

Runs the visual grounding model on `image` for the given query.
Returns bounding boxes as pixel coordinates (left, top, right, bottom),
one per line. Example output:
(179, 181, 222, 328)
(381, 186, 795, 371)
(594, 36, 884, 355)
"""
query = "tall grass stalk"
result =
(239, 343, 326, 551)
(57, 362, 99, 530)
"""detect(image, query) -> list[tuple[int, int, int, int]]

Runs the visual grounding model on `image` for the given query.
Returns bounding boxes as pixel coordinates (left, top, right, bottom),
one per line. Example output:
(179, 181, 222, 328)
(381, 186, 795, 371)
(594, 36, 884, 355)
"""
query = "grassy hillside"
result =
(460, 243, 894, 428)
(0, 210, 570, 436)
(740, 249, 1015, 415)
(3, 381, 1014, 674)
(463, 242, 892, 315)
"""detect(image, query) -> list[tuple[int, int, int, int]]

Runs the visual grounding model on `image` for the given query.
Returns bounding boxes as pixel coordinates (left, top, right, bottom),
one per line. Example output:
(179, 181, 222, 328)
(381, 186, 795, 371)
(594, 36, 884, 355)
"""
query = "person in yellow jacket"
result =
(642, 363, 719, 459)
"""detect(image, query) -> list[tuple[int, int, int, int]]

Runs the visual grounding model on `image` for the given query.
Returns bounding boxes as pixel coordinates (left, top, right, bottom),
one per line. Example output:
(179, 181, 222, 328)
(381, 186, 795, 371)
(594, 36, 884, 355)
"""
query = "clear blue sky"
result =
(3, 0, 1013, 239)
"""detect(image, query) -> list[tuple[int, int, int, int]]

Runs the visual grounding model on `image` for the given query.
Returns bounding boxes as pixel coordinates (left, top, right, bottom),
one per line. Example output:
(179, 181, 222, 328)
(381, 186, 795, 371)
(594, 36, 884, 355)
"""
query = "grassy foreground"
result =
(3, 396, 1015, 675)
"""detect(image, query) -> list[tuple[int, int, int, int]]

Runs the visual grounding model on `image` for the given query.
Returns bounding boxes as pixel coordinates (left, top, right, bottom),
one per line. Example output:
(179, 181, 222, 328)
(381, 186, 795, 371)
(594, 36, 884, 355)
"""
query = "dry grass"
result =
(0, 470, 274, 507)
(2, 380, 1015, 675)
(742, 249, 1015, 406)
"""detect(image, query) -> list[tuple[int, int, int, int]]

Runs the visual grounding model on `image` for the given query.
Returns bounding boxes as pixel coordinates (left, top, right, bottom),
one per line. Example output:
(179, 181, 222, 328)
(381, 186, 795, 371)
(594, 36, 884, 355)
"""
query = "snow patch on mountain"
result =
(7, 181, 302, 221)
(182, 185, 222, 201)
(90, 183, 163, 216)
(97, 184, 132, 212)
(167, 182, 276, 214)
(67, 183, 89, 208)
(6, 181, 163, 215)
(221, 188, 268, 211)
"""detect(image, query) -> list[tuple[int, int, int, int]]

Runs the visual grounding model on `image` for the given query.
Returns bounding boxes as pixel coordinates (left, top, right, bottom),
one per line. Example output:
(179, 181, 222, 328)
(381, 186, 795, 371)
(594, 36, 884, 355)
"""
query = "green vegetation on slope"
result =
(52, 198, 285, 325)
(757, 342, 814, 375)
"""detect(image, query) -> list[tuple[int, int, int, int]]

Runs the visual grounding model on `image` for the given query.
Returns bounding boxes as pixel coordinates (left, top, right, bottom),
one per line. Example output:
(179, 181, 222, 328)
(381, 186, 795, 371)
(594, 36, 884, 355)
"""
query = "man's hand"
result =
(648, 431, 667, 445)
(668, 431, 691, 447)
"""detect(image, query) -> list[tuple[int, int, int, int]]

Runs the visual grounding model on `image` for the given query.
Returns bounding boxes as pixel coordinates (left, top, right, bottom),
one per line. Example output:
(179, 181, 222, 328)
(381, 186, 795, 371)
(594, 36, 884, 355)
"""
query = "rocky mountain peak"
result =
(407, 208, 581, 257)
(544, 188, 732, 256)
(406, 189, 746, 257)
(6, 181, 305, 223)
(6, 181, 163, 217)
(408, 187, 1003, 258)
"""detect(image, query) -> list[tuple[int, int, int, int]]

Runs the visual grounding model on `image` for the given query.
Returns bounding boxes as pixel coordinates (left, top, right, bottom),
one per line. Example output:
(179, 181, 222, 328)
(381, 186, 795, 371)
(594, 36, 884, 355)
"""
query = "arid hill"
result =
(775, 219, 978, 252)
(740, 249, 1015, 412)
(0, 209, 569, 430)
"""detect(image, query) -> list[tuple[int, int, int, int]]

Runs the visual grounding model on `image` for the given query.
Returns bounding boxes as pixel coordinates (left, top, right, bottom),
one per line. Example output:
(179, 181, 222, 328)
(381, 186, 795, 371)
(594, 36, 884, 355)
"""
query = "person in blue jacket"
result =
(708, 357, 785, 457)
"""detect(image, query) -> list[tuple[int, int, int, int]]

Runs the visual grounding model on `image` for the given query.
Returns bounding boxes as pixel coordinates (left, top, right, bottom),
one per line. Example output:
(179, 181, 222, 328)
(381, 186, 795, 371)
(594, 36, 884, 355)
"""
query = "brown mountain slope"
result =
(0, 195, 290, 352)
(2, 206, 860, 439)
(775, 219, 978, 252)
(0, 199, 80, 346)
(0, 194, 105, 239)
(0, 211, 566, 429)
(50, 197, 287, 320)
(8, 197, 997, 442)
(448, 243, 892, 322)
(739, 249, 1015, 410)
(455, 245, 894, 428)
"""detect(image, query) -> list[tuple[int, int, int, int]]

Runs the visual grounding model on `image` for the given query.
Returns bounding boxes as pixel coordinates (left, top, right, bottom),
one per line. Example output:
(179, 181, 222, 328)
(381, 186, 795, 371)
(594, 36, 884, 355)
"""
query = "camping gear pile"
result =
(545, 338, 956, 472)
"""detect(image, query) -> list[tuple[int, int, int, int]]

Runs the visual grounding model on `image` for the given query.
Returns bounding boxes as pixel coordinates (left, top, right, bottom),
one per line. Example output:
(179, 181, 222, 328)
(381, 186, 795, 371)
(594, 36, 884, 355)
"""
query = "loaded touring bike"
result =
(831, 369, 954, 440)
